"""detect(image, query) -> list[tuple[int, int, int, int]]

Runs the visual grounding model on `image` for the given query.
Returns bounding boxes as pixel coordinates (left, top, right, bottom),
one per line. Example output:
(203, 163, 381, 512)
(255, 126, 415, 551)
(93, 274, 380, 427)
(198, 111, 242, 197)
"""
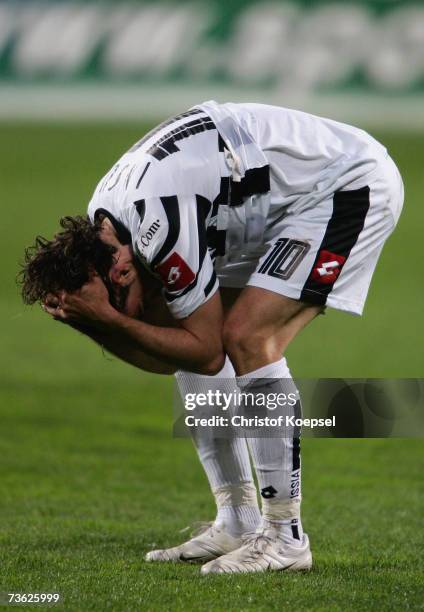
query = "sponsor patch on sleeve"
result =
(156, 252, 195, 291)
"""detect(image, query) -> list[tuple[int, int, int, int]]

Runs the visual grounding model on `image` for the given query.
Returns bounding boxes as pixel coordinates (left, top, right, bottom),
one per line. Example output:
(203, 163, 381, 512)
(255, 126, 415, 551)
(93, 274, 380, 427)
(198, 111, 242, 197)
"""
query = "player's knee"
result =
(223, 319, 273, 365)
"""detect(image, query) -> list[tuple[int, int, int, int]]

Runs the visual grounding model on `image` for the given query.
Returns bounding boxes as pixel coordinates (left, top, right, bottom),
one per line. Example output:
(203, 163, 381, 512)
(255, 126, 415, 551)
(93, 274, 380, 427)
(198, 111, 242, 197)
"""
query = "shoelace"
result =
(239, 532, 275, 559)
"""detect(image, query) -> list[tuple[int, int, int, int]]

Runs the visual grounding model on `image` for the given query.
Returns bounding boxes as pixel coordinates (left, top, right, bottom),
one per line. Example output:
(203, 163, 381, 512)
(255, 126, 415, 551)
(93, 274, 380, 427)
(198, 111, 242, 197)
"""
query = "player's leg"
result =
(221, 289, 320, 549)
(201, 292, 318, 574)
(222, 288, 321, 547)
(146, 357, 261, 563)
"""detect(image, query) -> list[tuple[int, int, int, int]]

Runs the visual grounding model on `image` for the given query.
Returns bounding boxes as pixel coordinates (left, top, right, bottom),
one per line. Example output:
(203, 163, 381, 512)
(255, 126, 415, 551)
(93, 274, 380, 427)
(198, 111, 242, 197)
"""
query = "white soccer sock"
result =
(214, 482, 261, 537)
(236, 357, 304, 544)
(175, 357, 260, 537)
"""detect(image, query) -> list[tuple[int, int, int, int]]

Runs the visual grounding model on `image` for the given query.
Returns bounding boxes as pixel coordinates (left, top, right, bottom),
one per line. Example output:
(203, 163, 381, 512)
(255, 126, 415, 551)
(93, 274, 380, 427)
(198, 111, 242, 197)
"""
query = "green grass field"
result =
(0, 123, 423, 610)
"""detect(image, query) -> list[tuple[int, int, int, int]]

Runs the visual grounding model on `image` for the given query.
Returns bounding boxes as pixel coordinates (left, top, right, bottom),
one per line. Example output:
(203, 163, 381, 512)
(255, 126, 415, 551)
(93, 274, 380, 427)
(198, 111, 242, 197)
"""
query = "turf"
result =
(0, 123, 423, 610)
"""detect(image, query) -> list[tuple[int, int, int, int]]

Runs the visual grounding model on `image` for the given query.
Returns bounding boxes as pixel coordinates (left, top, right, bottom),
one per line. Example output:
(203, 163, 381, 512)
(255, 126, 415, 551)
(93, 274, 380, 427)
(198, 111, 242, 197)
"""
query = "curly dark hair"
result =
(19, 216, 117, 305)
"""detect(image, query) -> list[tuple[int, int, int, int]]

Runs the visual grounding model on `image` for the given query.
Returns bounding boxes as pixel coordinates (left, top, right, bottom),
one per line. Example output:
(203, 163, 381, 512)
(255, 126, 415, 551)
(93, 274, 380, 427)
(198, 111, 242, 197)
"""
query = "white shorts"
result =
(217, 152, 404, 315)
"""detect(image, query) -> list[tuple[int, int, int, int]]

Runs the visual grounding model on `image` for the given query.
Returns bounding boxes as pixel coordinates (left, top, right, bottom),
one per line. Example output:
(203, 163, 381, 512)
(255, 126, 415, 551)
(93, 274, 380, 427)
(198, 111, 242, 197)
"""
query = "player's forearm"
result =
(70, 322, 177, 375)
(96, 311, 224, 375)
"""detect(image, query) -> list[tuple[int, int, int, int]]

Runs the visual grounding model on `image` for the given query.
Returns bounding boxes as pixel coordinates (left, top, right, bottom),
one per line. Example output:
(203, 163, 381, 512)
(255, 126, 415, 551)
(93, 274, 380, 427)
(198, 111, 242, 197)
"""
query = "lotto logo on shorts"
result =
(311, 250, 346, 284)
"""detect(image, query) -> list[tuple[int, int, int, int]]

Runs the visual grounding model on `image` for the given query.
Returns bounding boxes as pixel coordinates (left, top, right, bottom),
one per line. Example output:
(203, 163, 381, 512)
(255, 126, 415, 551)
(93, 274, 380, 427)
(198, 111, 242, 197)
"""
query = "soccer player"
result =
(21, 101, 403, 574)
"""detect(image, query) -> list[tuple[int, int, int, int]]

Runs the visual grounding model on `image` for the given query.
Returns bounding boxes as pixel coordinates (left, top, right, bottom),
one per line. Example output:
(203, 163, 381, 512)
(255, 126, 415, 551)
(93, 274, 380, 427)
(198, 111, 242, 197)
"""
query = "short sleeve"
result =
(134, 194, 218, 319)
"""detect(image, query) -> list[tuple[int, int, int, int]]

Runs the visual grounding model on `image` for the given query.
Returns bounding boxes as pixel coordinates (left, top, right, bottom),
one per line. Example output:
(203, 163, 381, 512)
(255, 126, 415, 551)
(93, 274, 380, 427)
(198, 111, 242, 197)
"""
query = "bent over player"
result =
(21, 101, 403, 574)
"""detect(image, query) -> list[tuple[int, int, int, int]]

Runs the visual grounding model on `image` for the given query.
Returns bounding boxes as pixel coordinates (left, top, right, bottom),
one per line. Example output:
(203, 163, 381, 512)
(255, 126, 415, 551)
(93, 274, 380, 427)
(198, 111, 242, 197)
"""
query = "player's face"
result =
(122, 272, 144, 318)
(108, 245, 144, 319)
(98, 219, 144, 319)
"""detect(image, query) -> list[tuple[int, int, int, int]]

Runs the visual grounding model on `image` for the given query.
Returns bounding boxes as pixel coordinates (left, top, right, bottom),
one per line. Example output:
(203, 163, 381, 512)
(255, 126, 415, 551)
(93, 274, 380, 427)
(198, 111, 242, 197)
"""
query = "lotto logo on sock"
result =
(261, 486, 277, 499)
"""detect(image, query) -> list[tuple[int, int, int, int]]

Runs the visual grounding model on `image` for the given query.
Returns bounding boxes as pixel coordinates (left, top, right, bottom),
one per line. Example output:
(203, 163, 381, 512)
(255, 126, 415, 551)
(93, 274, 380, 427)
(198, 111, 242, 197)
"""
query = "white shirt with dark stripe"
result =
(87, 101, 386, 319)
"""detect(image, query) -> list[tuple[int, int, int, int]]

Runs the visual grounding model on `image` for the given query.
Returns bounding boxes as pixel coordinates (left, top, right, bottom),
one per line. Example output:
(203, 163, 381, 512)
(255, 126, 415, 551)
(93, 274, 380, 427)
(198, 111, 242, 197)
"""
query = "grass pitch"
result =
(0, 123, 423, 610)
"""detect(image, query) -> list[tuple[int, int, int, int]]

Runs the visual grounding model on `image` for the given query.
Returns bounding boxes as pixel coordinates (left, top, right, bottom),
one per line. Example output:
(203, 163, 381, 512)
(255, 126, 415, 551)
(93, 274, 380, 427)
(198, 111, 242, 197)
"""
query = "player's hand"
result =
(43, 275, 115, 325)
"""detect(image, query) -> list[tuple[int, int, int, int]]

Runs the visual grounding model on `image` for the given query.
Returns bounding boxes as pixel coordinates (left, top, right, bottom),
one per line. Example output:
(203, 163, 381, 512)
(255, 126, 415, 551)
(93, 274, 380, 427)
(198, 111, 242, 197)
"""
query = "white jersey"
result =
(87, 101, 389, 319)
